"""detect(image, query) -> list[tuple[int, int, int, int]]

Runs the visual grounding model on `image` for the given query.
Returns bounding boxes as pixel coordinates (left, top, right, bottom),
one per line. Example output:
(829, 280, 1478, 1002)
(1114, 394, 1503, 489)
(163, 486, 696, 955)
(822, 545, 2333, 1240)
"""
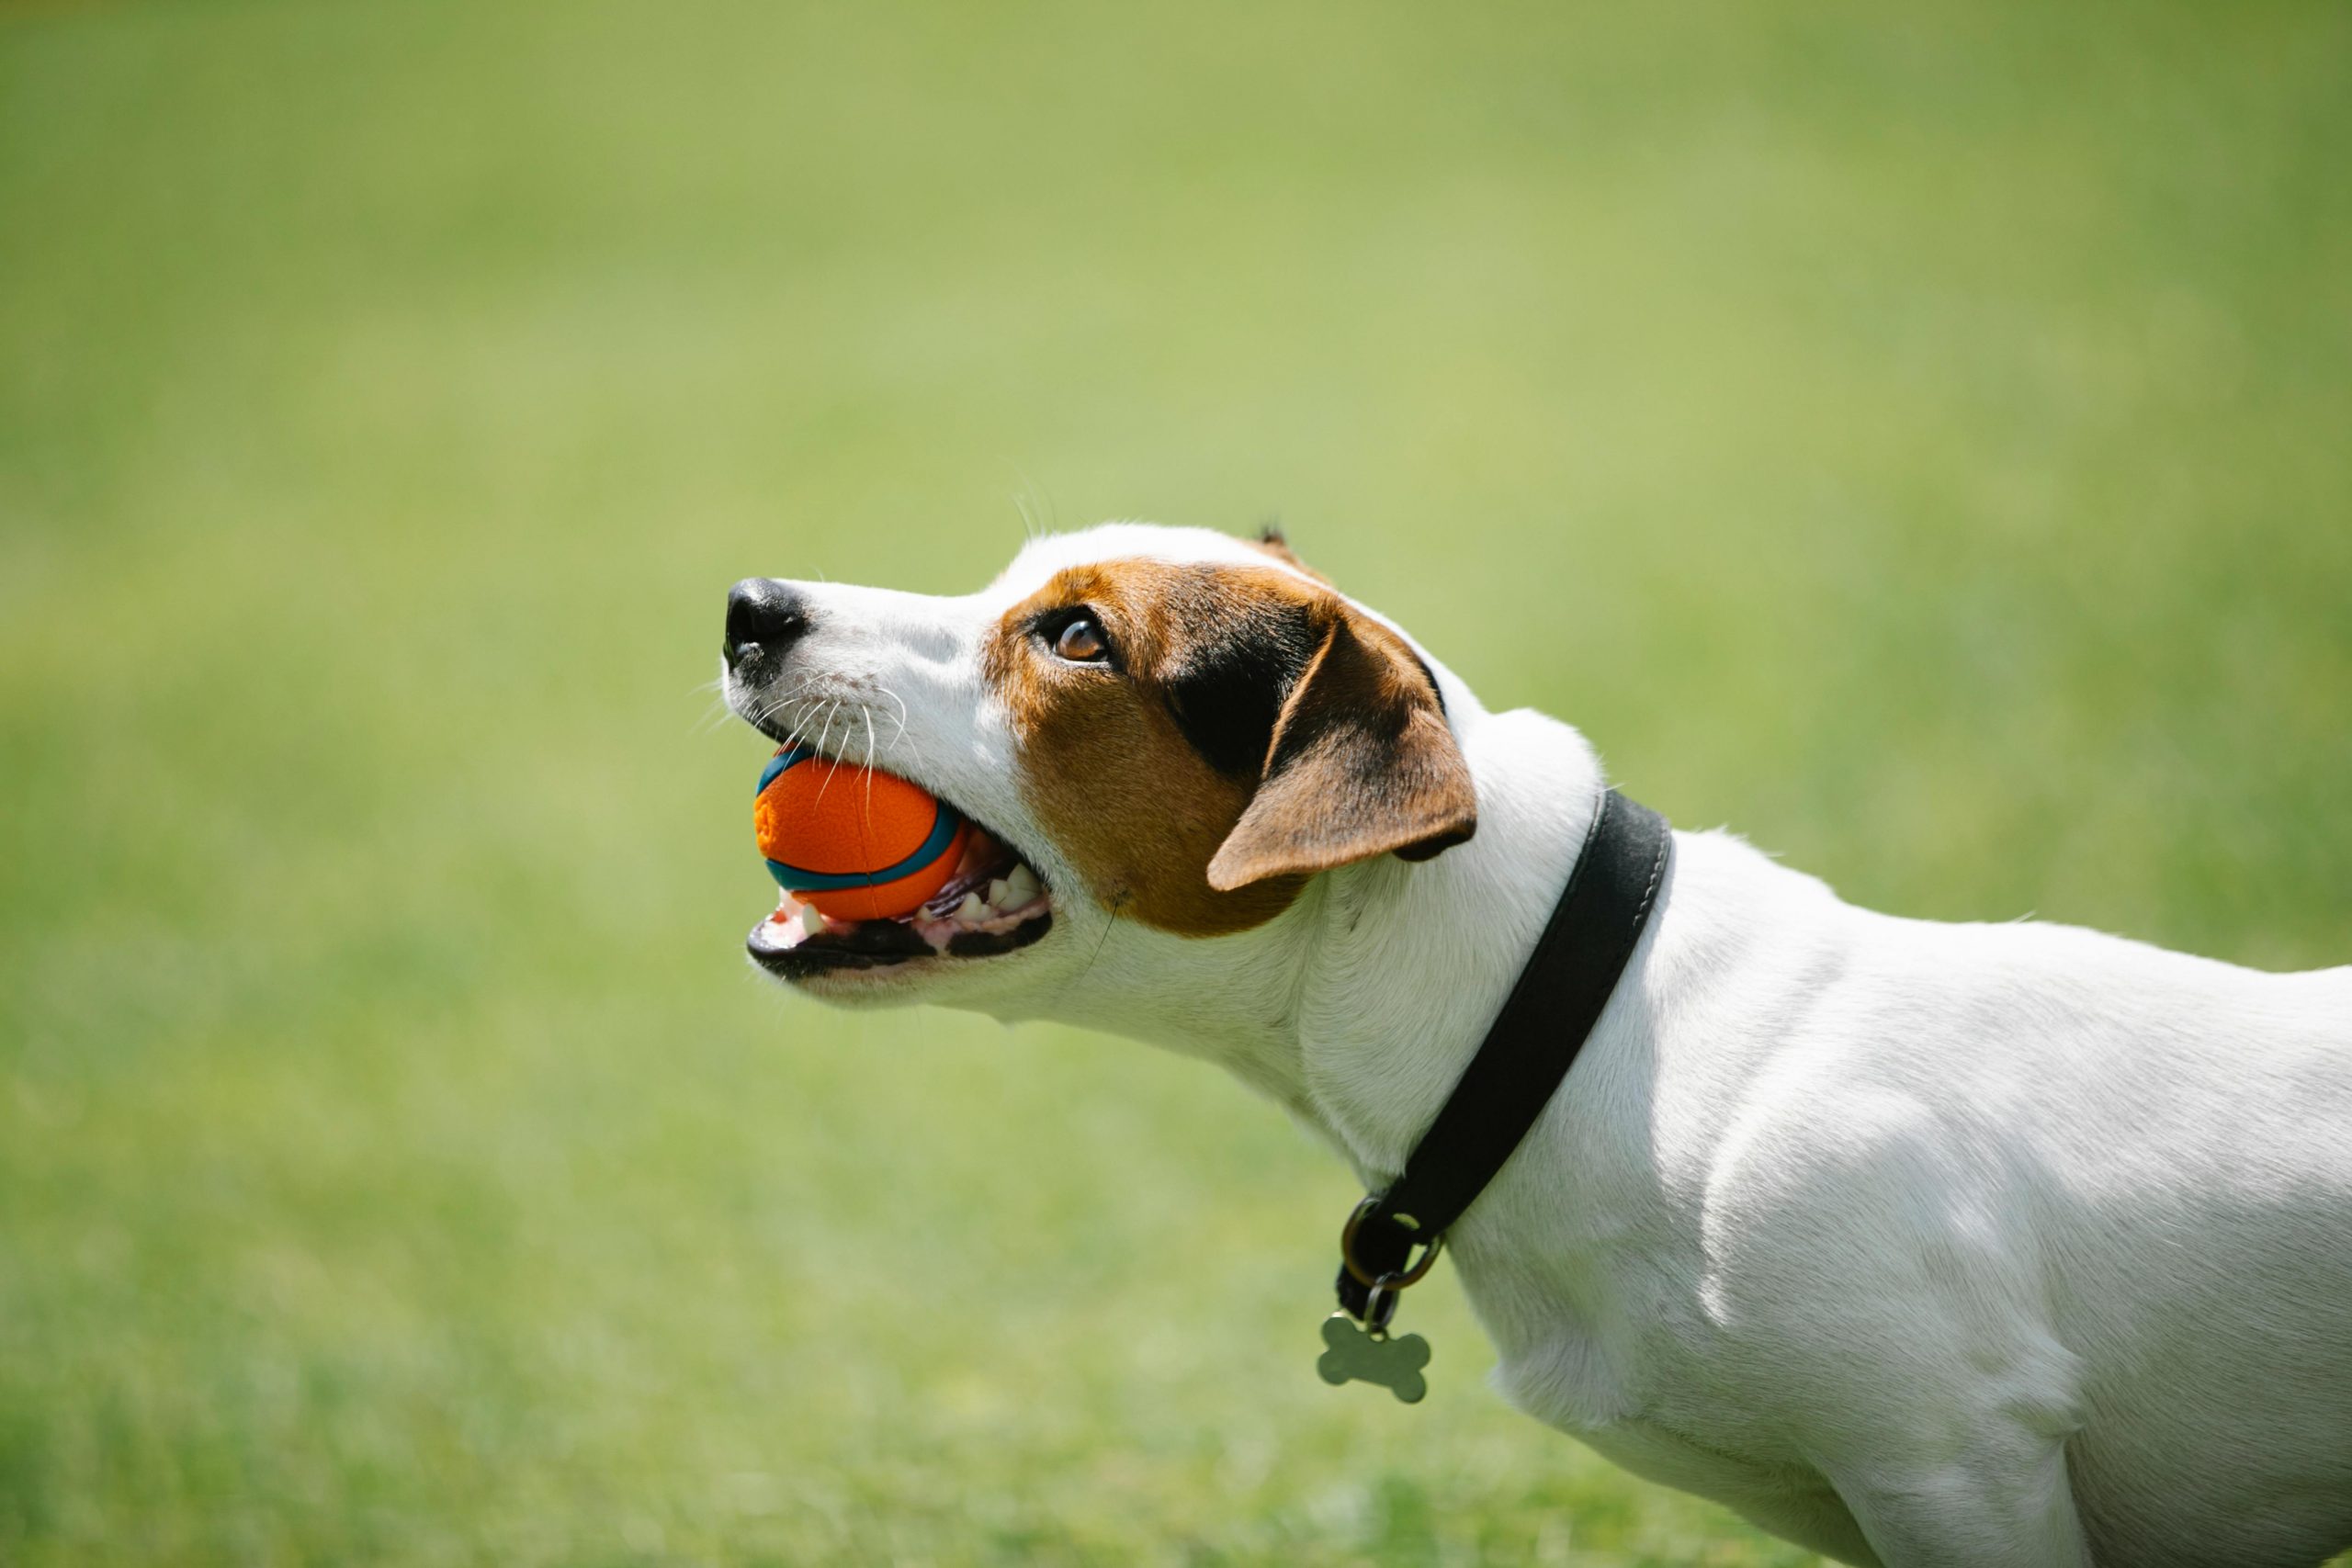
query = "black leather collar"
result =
(1334, 788, 1673, 1325)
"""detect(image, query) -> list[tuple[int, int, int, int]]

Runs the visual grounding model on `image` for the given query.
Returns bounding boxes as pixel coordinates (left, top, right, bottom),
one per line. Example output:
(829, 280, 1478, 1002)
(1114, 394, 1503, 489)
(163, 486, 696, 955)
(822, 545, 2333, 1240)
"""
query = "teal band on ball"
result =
(763, 801, 964, 892)
(757, 743, 967, 893)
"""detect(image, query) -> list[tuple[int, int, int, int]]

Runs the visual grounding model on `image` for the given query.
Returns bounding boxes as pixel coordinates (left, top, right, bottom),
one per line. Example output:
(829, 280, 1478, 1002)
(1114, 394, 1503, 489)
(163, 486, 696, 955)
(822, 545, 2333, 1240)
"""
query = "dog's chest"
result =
(1463, 1252, 1835, 1509)
(1442, 1122, 1835, 1491)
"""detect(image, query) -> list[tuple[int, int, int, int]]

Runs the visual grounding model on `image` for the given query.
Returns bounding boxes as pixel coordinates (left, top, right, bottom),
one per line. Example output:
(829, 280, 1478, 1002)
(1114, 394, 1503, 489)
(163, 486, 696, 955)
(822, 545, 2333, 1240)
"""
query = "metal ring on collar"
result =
(1363, 1271, 1411, 1334)
(1339, 1196, 1445, 1291)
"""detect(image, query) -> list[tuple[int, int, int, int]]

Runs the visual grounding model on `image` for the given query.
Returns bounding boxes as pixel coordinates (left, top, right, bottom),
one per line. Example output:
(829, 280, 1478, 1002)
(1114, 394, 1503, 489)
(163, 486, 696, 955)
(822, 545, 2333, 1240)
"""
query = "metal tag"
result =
(1316, 1313, 1430, 1404)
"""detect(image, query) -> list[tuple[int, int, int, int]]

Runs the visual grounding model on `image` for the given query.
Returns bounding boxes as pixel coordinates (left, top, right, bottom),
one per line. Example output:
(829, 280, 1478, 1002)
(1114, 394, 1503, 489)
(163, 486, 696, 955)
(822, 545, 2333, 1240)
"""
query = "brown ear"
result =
(1205, 609, 1476, 891)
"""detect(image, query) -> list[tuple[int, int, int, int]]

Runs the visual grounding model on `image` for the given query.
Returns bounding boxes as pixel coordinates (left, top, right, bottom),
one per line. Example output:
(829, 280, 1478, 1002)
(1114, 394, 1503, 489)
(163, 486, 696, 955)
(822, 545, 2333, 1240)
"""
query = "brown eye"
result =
(1052, 615, 1108, 663)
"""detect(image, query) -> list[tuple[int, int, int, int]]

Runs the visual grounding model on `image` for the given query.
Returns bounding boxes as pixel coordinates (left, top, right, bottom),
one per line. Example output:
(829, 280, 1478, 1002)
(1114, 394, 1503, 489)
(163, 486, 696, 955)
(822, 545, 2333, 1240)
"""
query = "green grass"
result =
(3, 0, 2346, 1562)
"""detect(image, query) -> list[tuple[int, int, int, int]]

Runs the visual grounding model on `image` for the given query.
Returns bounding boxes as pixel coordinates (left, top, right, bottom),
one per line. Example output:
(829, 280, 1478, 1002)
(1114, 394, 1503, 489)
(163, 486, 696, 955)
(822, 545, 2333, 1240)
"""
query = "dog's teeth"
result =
(1006, 864, 1039, 903)
(986, 877, 1013, 908)
(956, 892, 987, 924)
(801, 905, 825, 939)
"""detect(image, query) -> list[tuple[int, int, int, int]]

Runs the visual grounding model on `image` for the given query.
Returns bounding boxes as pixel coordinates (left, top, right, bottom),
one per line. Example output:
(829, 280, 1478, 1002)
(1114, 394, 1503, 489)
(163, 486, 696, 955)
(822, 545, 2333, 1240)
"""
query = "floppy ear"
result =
(1205, 608, 1477, 891)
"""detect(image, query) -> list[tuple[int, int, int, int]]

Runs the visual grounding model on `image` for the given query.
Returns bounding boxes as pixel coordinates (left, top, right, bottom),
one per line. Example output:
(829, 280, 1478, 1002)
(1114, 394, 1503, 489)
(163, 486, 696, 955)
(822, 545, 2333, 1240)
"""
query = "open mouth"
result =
(745, 813, 1055, 978)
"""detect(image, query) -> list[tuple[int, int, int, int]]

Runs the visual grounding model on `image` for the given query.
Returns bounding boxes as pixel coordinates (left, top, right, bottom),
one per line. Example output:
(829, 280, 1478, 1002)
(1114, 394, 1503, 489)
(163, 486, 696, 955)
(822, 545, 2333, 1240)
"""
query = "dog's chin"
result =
(745, 903, 1056, 992)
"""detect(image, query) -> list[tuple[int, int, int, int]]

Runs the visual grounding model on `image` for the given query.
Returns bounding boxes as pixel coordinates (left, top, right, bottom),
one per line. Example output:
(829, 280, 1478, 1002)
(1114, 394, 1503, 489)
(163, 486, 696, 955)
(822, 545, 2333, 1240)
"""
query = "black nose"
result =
(725, 578, 810, 668)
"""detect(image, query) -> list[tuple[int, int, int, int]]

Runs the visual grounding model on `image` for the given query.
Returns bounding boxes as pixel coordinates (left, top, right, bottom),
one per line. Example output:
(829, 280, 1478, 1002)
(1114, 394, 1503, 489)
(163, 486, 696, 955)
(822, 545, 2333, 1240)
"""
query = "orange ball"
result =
(754, 746, 968, 920)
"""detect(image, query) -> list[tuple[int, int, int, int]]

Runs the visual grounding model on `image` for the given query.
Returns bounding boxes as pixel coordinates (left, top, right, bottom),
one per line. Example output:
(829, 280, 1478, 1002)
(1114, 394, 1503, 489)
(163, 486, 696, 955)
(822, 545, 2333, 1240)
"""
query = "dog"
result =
(720, 522, 2352, 1567)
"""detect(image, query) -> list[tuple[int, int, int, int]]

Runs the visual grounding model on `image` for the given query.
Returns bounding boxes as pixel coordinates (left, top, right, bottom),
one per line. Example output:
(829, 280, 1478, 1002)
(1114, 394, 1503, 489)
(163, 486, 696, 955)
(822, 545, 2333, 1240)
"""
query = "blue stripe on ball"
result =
(762, 797, 967, 893)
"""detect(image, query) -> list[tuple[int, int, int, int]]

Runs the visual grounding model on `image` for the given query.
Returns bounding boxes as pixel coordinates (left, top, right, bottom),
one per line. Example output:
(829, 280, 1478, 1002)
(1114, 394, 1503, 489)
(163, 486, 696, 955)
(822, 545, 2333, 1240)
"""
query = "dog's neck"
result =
(997, 705, 1610, 1187)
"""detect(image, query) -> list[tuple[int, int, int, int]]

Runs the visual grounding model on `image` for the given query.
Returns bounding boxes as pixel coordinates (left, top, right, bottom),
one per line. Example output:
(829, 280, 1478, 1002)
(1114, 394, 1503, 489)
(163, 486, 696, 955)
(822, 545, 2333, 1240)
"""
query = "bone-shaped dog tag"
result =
(1316, 1313, 1430, 1404)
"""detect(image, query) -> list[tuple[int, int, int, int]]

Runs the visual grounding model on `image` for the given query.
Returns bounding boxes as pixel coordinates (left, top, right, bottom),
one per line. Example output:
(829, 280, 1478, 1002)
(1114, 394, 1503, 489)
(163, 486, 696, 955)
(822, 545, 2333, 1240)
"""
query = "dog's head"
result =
(721, 524, 1477, 1008)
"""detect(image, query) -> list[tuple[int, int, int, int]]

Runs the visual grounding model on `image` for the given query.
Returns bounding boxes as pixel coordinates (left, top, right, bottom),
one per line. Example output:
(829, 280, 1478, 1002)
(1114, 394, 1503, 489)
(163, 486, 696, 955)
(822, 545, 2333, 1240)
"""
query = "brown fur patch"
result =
(986, 558, 1475, 937)
(987, 561, 1312, 936)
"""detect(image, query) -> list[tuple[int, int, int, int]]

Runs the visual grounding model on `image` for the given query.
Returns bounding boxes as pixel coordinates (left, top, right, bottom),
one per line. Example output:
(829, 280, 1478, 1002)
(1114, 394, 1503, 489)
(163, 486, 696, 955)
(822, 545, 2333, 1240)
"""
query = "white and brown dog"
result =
(720, 523, 2352, 1568)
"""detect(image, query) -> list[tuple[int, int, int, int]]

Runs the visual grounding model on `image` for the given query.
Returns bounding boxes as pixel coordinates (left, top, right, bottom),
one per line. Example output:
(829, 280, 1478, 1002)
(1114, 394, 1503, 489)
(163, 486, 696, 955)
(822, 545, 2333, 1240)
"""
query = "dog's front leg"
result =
(1826, 1433, 2092, 1568)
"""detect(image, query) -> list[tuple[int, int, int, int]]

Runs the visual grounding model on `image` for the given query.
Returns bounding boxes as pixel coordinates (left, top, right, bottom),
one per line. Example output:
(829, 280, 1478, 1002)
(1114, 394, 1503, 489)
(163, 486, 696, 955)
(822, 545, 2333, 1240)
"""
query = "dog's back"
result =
(1713, 897, 2352, 1567)
(2040, 956, 2352, 1568)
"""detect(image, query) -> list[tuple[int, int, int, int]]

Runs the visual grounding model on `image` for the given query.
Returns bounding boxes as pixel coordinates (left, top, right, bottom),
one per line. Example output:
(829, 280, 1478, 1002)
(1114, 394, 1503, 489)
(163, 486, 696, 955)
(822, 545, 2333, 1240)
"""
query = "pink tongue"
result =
(950, 828, 1001, 878)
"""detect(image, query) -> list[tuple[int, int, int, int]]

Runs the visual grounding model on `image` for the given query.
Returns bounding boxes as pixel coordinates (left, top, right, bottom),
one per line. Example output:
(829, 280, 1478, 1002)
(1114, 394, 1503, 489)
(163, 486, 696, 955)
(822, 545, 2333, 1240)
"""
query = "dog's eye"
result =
(1052, 616, 1109, 663)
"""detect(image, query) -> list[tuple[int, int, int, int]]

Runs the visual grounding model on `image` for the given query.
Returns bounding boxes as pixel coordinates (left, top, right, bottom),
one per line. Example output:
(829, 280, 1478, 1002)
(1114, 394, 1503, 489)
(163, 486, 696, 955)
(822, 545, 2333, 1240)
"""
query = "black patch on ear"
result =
(1161, 598, 1320, 776)
(1402, 645, 1448, 716)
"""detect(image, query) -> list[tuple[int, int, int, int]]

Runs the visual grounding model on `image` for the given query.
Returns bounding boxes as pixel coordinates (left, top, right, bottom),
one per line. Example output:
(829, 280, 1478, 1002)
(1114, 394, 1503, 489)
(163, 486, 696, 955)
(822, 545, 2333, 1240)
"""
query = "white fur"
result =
(725, 524, 2352, 1567)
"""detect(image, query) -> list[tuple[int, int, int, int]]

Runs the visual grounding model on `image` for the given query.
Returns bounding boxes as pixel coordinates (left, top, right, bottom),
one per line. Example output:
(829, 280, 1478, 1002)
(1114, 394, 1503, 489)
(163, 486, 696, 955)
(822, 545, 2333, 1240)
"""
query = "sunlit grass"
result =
(2, 0, 2346, 1562)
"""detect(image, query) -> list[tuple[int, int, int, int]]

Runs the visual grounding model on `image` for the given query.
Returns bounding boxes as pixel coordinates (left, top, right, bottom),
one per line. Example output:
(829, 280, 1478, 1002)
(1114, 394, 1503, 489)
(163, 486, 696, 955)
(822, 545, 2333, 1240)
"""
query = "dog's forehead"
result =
(986, 523, 1318, 606)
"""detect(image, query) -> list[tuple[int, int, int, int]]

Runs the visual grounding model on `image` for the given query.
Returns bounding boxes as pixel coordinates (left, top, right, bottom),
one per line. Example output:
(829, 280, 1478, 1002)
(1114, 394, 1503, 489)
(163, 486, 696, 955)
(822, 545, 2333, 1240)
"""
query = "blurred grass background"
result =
(2, 0, 2346, 1562)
